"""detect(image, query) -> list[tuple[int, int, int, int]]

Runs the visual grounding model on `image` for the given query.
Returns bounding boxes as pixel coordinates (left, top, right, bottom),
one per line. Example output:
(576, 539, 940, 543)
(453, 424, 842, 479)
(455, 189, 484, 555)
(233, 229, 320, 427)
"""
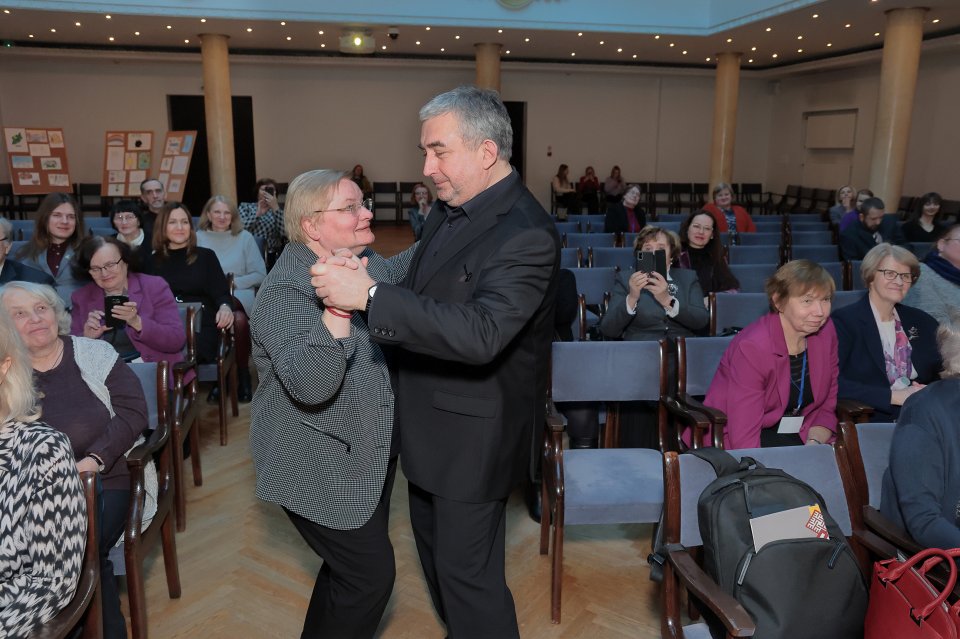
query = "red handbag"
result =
(865, 547, 959, 639)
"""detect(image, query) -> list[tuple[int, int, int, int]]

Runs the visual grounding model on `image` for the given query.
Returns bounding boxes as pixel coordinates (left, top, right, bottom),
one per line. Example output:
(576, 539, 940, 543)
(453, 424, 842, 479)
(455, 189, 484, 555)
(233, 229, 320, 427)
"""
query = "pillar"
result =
(708, 52, 742, 194)
(200, 33, 237, 204)
(867, 8, 926, 210)
(474, 43, 503, 93)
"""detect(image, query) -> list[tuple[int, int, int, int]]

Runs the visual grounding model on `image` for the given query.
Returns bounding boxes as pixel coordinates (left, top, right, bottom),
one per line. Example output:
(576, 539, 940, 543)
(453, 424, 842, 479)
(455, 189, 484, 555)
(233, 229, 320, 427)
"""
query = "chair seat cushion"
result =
(681, 622, 713, 638)
(563, 448, 664, 525)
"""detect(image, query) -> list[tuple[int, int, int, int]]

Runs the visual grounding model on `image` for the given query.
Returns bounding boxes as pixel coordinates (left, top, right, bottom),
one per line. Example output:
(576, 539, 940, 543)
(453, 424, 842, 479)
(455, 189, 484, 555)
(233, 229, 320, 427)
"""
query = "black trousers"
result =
(101, 486, 130, 639)
(408, 482, 519, 639)
(285, 459, 397, 639)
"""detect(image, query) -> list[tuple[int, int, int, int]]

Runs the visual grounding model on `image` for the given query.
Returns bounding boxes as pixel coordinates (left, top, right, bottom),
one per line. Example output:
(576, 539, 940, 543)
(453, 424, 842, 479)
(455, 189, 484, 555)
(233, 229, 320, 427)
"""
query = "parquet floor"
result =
(133, 225, 662, 638)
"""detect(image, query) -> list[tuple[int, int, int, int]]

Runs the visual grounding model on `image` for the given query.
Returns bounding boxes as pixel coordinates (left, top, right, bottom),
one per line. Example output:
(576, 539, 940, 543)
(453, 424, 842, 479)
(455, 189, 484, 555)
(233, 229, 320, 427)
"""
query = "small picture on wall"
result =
(164, 137, 182, 155)
(181, 134, 194, 153)
(28, 144, 51, 157)
(127, 183, 140, 197)
(5, 128, 28, 153)
(128, 133, 152, 150)
(17, 172, 40, 186)
(47, 173, 70, 187)
(128, 170, 146, 184)
(124, 153, 138, 170)
(137, 152, 151, 169)
(10, 155, 33, 169)
(47, 130, 64, 148)
(108, 170, 126, 183)
(160, 157, 173, 171)
(107, 133, 126, 146)
(108, 183, 126, 196)
(167, 178, 182, 194)
(40, 157, 62, 170)
(25, 129, 48, 144)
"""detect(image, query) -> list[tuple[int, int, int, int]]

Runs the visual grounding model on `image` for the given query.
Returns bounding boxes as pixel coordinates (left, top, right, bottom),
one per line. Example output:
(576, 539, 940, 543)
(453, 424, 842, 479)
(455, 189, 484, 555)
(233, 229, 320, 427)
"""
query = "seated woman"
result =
(151, 202, 234, 374)
(0, 281, 148, 639)
(0, 309, 85, 636)
(901, 192, 947, 243)
(839, 188, 874, 232)
(351, 164, 373, 199)
(833, 244, 941, 422)
(881, 310, 960, 549)
(578, 166, 601, 213)
(704, 260, 838, 449)
(603, 165, 626, 204)
(828, 185, 855, 226)
(702, 182, 756, 242)
(70, 236, 186, 368)
(677, 211, 740, 303)
(407, 182, 433, 241)
(603, 184, 646, 234)
(196, 196, 266, 402)
(15, 192, 86, 308)
(904, 223, 960, 325)
(599, 226, 709, 448)
(551, 163, 579, 218)
(238, 178, 285, 260)
(110, 199, 153, 271)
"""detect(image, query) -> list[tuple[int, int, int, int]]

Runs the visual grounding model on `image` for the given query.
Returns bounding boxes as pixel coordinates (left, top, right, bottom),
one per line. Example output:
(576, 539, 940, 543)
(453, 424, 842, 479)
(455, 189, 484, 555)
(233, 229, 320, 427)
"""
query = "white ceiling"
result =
(0, 1, 958, 69)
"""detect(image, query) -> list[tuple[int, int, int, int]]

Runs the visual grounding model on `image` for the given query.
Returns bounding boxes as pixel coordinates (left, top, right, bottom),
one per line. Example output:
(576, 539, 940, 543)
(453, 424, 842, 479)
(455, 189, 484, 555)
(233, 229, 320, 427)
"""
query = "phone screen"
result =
(104, 295, 129, 330)
(634, 250, 667, 279)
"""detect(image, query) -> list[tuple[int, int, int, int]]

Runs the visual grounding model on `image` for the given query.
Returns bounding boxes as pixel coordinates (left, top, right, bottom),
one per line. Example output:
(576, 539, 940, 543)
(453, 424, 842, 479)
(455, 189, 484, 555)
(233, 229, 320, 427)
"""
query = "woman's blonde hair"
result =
(284, 169, 351, 244)
(199, 195, 243, 235)
(0, 309, 40, 426)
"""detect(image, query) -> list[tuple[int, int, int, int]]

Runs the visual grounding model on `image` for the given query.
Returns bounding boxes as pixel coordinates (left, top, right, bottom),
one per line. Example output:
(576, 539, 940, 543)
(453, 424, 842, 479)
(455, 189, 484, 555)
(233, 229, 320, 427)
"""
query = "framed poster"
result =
(4, 127, 72, 195)
(102, 130, 153, 196)
(158, 131, 197, 198)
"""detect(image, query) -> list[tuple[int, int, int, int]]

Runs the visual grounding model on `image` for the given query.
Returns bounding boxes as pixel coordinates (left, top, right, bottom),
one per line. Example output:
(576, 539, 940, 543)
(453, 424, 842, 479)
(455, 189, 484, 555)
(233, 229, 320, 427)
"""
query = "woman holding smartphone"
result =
(70, 235, 186, 366)
(239, 177, 285, 260)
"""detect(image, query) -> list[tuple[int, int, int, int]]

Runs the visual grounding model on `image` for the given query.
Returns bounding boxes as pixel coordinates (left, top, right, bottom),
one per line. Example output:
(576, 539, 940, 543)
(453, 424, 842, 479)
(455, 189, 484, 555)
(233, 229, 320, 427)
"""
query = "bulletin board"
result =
(3, 127, 72, 195)
(102, 131, 153, 197)
(158, 131, 197, 199)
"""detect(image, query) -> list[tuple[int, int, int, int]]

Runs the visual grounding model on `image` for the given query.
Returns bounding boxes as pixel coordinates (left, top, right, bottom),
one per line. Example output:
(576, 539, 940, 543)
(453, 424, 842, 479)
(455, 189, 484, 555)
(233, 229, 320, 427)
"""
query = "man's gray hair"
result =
(420, 86, 513, 162)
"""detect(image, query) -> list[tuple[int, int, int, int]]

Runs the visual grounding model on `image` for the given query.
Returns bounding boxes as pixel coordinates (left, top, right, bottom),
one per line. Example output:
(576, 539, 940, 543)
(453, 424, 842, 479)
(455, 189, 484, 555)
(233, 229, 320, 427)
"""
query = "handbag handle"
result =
(917, 547, 960, 616)
(884, 547, 959, 621)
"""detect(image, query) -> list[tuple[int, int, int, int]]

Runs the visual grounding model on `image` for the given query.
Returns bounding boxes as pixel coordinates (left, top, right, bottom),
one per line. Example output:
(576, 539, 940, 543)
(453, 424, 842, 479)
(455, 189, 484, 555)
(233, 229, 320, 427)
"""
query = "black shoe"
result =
(524, 479, 542, 524)
(206, 384, 220, 404)
(238, 369, 252, 404)
(570, 437, 599, 449)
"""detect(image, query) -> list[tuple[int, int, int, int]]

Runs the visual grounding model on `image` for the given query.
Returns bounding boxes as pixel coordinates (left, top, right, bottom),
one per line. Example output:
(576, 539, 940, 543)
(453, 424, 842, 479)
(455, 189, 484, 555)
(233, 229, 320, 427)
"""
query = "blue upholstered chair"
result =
(173, 304, 205, 531)
(554, 221, 580, 236)
(568, 267, 617, 340)
(790, 230, 835, 245)
(728, 244, 782, 265)
(563, 232, 617, 251)
(540, 340, 668, 623)
(728, 263, 778, 294)
(708, 292, 770, 336)
(831, 289, 862, 311)
(815, 261, 845, 290)
(660, 444, 893, 639)
(911, 242, 933, 260)
(565, 214, 593, 229)
(753, 219, 783, 233)
(559, 247, 581, 269)
(85, 216, 114, 230)
(674, 336, 734, 448)
(790, 244, 841, 264)
(737, 231, 782, 246)
(588, 246, 634, 272)
(846, 259, 866, 290)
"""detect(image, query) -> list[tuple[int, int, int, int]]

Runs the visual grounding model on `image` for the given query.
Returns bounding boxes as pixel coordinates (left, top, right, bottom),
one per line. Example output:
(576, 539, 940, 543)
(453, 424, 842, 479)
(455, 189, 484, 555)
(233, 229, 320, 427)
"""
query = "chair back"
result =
(669, 444, 851, 548)
(554, 221, 580, 236)
(564, 232, 617, 250)
(569, 267, 617, 306)
(589, 247, 634, 271)
(559, 247, 581, 269)
(728, 263, 778, 294)
(551, 340, 666, 403)
(32, 472, 103, 639)
(790, 244, 840, 264)
(709, 292, 770, 336)
(753, 220, 783, 233)
(847, 260, 865, 290)
(831, 290, 862, 311)
(847, 421, 896, 509)
(129, 362, 165, 433)
(815, 261, 844, 290)
(911, 242, 933, 260)
(728, 244, 781, 265)
(84, 217, 113, 230)
(677, 336, 734, 396)
(790, 230, 834, 245)
(737, 232, 782, 246)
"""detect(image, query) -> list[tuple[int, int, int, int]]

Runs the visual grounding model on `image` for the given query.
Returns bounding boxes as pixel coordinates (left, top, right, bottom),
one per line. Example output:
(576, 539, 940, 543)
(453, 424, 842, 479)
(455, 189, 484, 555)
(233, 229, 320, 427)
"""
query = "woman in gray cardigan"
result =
(249, 169, 414, 639)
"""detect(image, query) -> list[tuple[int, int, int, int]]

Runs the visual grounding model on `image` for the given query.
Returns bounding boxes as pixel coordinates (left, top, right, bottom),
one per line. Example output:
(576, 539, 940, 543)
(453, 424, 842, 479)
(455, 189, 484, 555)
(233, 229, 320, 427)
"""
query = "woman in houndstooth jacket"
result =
(249, 169, 415, 639)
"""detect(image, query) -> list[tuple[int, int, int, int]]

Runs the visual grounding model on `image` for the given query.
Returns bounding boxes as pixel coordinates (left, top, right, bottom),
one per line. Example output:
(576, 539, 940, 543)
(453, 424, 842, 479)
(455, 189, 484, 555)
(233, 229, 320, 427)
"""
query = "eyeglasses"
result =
(689, 223, 714, 233)
(315, 198, 374, 216)
(114, 214, 138, 222)
(877, 269, 916, 283)
(89, 258, 123, 276)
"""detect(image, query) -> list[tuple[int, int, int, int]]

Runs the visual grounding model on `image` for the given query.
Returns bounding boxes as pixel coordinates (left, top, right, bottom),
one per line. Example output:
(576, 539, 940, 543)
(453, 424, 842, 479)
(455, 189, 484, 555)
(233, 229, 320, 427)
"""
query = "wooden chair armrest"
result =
(863, 506, 923, 556)
(545, 399, 566, 434)
(662, 396, 711, 449)
(836, 398, 873, 423)
(126, 427, 168, 471)
(667, 549, 755, 637)
(680, 394, 726, 426)
(853, 527, 898, 560)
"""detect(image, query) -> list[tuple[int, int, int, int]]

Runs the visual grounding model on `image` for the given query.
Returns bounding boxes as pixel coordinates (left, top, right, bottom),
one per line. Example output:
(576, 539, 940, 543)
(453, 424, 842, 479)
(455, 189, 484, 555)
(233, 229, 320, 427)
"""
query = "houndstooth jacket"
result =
(249, 241, 414, 530)
(0, 419, 86, 638)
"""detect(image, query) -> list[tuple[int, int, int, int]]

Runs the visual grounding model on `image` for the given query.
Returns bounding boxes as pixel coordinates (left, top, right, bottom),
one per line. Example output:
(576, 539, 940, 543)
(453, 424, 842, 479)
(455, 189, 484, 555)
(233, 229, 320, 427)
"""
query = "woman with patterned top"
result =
(15, 192, 86, 309)
(0, 281, 148, 639)
(250, 169, 415, 638)
(0, 308, 85, 638)
(238, 178, 285, 259)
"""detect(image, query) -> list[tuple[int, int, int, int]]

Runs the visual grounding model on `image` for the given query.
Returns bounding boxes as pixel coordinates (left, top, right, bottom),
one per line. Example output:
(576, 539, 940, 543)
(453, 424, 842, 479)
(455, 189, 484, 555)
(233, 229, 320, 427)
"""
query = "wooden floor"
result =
(134, 224, 662, 638)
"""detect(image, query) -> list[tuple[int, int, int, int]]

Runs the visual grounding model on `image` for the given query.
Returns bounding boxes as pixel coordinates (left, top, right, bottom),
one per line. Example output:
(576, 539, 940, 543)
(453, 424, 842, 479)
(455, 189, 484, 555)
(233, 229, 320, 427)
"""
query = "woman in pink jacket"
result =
(704, 260, 839, 449)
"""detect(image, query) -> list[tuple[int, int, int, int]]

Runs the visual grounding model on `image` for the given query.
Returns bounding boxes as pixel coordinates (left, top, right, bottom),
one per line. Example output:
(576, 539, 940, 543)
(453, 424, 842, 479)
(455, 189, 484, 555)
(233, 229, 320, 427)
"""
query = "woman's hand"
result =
(111, 301, 142, 332)
(891, 382, 926, 406)
(646, 271, 673, 307)
(258, 189, 278, 215)
(76, 456, 100, 473)
(804, 425, 833, 446)
(626, 271, 649, 309)
(215, 304, 235, 330)
(83, 310, 107, 339)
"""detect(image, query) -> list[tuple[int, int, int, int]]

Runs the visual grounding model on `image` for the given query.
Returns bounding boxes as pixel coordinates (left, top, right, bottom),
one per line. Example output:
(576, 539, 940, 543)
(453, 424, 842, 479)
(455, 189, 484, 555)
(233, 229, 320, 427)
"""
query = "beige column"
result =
(474, 43, 502, 93)
(867, 8, 926, 210)
(200, 33, 237, 204)
(708, 52, 742, 194)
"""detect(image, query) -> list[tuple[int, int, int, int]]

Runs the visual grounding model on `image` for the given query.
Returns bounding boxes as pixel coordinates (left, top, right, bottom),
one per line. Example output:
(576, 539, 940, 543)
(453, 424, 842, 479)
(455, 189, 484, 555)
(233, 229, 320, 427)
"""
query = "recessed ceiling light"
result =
(669, 42, 675, 47)
(455, 35, 461, 39)
(440, 47, 445, 51)
(577, 32, 583, 36)
(599, 40, 604, 45)
(845, 23, 851, 28)
(105, 14, 111, 19)
(654, 35, 660, 39)
(797, 48, 803, 52)
(812, 13, 819, 18)
(108, 36, 114, 41)
(2, 9, 9, 14)
(49, 28, 56, 33)
(425, 26, 431, 31)
(381, 45, 386, 50)
(827, 42, 833, 47)
(318, 30, 324, 35)
(246, 27, 253, 32)
(505, 50, 510, 54)
(415, 40, 421, 45)
(524, 37, 530, 42)
(166, 25, 172, 30)
(320, 43, 325, 48)
(772, 53, 779, 58)
(134, 31, 139, 36)
(286, 36, 292, 41)
(706, 57, 711, 61)
(932, 18, 940, 24)
(184, 39, 190, 44)
(751, 46, 757, 51)
(28, 34, 34, 38)
(200, 18, 206, 23)
(726, 38, 733, 43)
(617, 47, 622, 52)
(75, 22, 81, 27)
(280, 21, 286, 26)
(874, 32, 880, 36)
(498, 29, 503, 34)
(765, 27, 772, 32)
(632, 54, 637, 58)
(682, 50, 688, 55)
(748, 58, 754, 62)
(797, 35, 803, 40)
(571, 52, 576, 56)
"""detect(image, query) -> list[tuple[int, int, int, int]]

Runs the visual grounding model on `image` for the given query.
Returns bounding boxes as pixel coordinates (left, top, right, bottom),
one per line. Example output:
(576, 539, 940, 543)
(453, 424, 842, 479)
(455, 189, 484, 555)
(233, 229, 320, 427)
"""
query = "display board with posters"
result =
(158, 131, 197, 199)
(3, 127, 72, 195)
(103, 131, 153, 197)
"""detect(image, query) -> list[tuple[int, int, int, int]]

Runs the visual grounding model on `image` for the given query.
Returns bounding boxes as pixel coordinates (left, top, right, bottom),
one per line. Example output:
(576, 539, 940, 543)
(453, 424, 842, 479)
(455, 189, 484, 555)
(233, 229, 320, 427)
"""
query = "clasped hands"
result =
(626, 270, 672, 309)
(84, 301, 142, 337)
(310, 249, 375, 311)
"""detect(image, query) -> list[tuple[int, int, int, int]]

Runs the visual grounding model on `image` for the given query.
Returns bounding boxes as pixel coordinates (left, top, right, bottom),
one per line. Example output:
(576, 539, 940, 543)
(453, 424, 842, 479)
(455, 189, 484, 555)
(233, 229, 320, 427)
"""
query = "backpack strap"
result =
(687, 447, 742, 478)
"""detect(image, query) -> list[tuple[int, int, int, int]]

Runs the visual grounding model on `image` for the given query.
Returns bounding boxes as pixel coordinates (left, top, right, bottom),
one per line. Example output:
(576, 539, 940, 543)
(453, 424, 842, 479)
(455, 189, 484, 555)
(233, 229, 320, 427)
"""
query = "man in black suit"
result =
(840, 196, 909, 261)
(312, 86, 559, 638)
(0, 218, 55, 286)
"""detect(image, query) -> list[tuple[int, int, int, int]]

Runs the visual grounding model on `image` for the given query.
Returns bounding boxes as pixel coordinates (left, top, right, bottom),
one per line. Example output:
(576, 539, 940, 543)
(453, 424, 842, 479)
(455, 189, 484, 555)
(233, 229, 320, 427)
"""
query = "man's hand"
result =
(310, 256, 375, 311)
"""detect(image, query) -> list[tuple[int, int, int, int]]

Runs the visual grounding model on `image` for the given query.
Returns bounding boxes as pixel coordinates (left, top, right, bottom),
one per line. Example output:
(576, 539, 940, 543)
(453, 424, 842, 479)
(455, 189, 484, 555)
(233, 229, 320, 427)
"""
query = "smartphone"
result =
(634, 249, 667, 279)
(104, 295, 129, 330)
(262, 185, 276, 197)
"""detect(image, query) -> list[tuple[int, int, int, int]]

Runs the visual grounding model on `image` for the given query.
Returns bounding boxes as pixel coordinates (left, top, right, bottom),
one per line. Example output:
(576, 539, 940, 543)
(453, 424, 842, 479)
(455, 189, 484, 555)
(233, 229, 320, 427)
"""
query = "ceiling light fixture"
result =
(524, 37, 530, 42)
(498, 29, 503, 33)
(570, 52, 576, 56)
(134, 31, 140, 36)
(105, 14, 111, 19)
(318, 30, 324, 35)
(415, 40, 421, 45)
(2, 9, 9, 14)
(286, 36, 292, 41)
(748, 58, 753, 62)
(682, 50, 688, 54)
(706, 57, 711, 61)
(726, 38, 733, 43)
(617, 47, 622, 52)
(632, 54, 637, 58)
(246, 27, 253, 32)
(874, 32, 880, 36)
(381, 45, 386, 50)
(75, 21, 81, 26)
(797, 48, 803, 52)
(577, 32, 583, 36)
(455, 35, 461, 39)
(827, 42, 833, 47)
(505, 49, 510, 54)
(751, 46, 757, 51)
(425, 26, 431, 31)
(200, 18, 206, 23)
(765, 27, 772, 32)
(772, 53, 779, 58)
(50, 28, 56, 33)
(339, 29, 375, 54)
(166, 25, 172, 29)
(845, 23, 851, 28)
(440, 47, 445, 51)
(932, 18, 940, 24)
(599, 40, 605, 45)
(108, 36, 114, 41)
(669, 42, 675, 47)
(184, 39, 190, 43)
(797, 35, 803, 40)
(812, 13, 819, 18)
(654, 35, 660, 39)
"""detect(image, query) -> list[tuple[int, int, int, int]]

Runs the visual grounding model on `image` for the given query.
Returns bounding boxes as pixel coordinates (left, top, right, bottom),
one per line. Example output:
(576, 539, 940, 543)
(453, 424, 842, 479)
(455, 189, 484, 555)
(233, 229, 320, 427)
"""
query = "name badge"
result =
(778, 415, 804, 434)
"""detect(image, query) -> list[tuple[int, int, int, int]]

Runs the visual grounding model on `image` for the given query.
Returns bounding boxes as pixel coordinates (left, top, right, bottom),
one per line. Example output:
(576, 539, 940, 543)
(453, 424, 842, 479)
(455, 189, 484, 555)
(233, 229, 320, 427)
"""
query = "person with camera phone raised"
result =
(239, 177, 286, 263)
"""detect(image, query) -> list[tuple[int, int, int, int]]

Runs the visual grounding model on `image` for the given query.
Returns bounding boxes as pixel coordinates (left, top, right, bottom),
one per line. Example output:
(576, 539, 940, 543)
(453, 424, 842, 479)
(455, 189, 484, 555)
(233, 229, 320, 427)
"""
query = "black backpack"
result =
(691, 448, 868, 639)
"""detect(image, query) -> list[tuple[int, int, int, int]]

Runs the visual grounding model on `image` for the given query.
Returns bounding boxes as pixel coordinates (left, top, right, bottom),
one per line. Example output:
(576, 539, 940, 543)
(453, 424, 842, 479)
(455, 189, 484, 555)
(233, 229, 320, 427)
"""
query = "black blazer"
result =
(0, 258, 56, 286)
(833, 293, 942, 422)
(840, 217, 909, 261)
(368, 171, 560, 502)
(603, 202, 647, 234)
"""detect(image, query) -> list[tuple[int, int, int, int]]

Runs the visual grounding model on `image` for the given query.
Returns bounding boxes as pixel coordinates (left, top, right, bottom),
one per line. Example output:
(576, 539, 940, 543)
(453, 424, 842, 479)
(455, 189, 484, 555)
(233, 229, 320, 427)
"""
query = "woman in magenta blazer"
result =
(704, 260, 839, 449)
(70, 236, 186, 366)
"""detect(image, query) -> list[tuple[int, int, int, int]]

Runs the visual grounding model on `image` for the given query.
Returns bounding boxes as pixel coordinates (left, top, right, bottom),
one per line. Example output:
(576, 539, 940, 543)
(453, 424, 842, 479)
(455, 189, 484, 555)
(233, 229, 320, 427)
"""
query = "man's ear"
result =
(479, 139, 499, 170)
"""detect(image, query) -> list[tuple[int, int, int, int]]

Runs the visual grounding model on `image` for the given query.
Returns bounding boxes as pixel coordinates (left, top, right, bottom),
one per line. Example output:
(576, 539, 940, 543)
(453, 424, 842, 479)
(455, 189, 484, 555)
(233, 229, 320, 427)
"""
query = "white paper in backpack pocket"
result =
(750, 504, 830, 552)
